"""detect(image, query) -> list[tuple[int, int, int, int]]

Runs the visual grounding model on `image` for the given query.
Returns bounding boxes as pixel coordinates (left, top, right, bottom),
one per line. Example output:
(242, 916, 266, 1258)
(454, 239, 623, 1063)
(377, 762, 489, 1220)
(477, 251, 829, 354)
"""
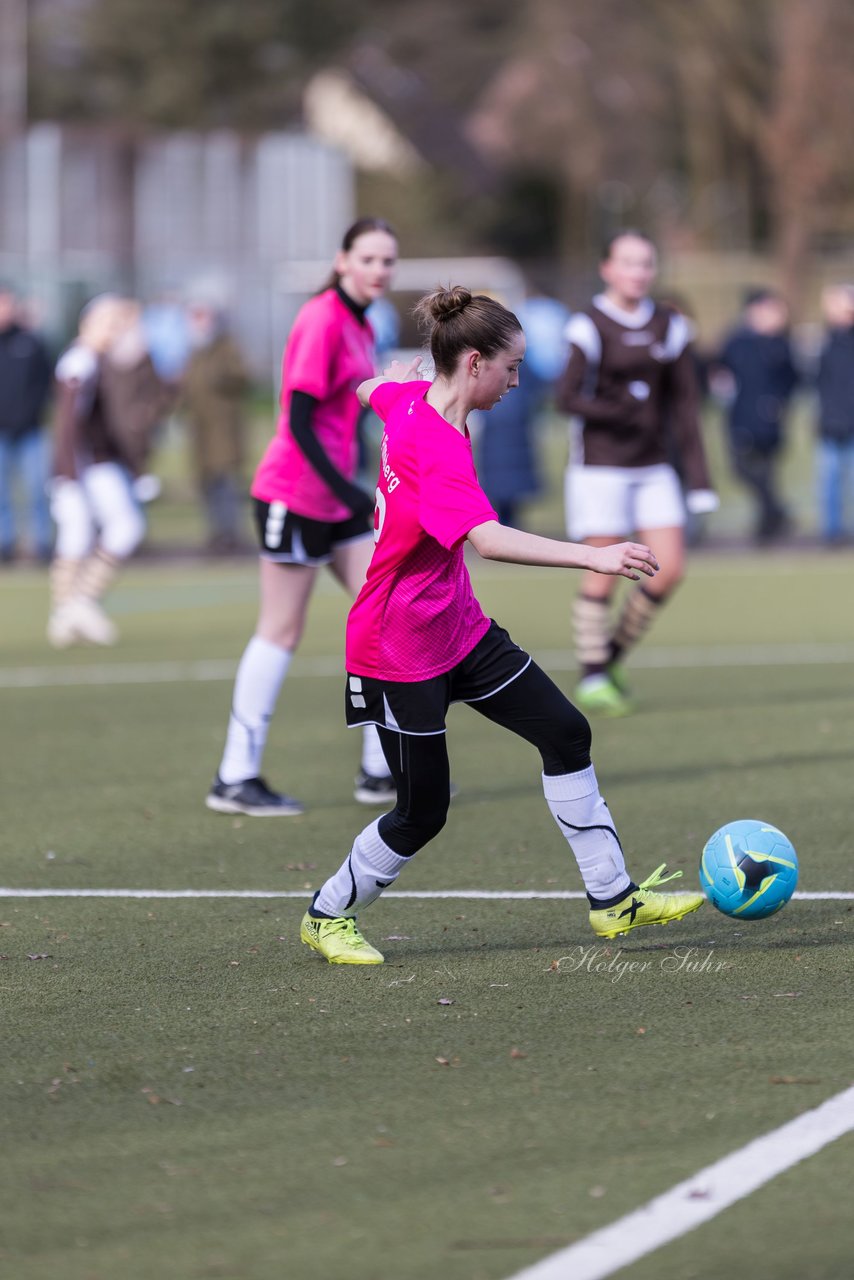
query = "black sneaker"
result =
(205, 775, 304, 817)
(353, 769, 397, 806)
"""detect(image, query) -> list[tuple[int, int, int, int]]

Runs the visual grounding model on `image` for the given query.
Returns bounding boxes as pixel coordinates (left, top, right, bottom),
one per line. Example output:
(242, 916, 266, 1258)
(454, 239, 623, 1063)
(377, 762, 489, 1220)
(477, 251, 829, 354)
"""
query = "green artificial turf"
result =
(1, 552, 852, 1280)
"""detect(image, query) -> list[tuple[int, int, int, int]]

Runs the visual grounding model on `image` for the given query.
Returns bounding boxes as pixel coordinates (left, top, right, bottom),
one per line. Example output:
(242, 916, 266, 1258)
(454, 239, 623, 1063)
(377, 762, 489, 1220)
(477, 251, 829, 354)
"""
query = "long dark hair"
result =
(321, 217, 397, 292)
(413, 285, 522, 377)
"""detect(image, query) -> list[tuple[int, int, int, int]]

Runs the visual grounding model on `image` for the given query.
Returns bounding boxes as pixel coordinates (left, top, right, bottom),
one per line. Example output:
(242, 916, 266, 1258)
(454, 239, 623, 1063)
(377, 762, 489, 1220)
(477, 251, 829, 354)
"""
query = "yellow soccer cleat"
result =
(574, 674, 633, 718)
(589, 864, 705, 939)
(300, 912, 385, 965)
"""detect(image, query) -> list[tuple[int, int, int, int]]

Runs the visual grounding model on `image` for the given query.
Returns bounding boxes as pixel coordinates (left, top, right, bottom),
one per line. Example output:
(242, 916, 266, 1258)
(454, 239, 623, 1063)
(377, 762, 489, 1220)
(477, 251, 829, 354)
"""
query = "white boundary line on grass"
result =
(4, 641, 854, 688)
(0, 888, 850, 900)
(505, 1084, 854, 1280)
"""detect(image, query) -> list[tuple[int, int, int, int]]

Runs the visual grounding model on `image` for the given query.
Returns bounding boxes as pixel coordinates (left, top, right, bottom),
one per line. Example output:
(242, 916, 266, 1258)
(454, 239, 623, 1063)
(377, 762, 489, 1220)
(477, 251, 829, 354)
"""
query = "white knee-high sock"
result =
(219, 636, 292, 784)
(313, 818, 409, 917)
(543, 765, 632, 902)
(360, 722, 389, 776)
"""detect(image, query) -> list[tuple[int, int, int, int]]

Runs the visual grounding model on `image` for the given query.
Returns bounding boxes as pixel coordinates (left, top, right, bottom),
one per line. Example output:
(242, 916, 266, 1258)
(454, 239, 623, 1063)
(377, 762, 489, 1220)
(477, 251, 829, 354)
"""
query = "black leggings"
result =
(377, 661, 591, 857)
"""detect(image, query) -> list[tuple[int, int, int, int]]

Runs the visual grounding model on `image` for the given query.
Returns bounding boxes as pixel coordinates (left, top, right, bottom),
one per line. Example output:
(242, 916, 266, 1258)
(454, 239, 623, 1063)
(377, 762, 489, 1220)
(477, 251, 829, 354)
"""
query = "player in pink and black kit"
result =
(557, 231, 718, 717)
(300, 285, 704, 964)
(206, 219, 399, 816)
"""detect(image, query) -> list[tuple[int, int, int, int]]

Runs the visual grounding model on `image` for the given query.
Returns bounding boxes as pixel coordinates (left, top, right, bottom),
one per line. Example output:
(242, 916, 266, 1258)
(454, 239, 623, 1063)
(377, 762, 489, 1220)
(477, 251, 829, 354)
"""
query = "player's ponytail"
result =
(414, 286, 522, 376)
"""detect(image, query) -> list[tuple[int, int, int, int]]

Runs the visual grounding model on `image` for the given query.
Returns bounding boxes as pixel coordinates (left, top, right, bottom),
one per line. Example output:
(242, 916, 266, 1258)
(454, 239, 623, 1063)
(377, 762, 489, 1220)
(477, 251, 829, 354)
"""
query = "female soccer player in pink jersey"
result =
(557, 230, 718, 717)
(206, 218, 399, 817)
(300, 285, 705, 964)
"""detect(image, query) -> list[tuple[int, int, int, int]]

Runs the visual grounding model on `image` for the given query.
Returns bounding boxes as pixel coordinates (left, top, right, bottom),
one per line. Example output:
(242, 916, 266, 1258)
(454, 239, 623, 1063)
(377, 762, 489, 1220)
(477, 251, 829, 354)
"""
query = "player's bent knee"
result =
(541, 703, 592, 775)
(102, 509, 146, 559)
(379, 801, 449, 857)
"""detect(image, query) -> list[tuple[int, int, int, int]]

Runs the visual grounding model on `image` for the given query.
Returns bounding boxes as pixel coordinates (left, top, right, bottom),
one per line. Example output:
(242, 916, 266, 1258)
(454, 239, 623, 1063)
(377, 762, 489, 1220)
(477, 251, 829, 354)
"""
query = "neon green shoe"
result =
(300, 912, 384, 964)
(574, 674, 633, 718)
(606, 659, 630, 696)
(589, 864, 705, 939)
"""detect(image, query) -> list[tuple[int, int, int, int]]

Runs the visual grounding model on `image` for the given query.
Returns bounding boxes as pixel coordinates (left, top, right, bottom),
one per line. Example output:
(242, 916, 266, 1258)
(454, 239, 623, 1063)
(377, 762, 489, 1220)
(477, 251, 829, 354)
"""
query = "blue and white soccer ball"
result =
(699, 820, 799, 920)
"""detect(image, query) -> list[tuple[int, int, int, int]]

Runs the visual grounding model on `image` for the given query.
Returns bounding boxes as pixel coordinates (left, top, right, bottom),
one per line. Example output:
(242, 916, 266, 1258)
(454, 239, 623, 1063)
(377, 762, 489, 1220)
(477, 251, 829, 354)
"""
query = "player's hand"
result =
(382, 356, 423, 382)
(590, 542, 659, 580)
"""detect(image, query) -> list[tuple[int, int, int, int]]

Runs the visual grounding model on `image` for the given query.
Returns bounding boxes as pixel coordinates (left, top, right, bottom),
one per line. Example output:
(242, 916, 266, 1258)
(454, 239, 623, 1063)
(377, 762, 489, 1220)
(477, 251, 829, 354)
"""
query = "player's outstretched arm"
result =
(467, 521, 659, 581)
(357, 357, 423, 407)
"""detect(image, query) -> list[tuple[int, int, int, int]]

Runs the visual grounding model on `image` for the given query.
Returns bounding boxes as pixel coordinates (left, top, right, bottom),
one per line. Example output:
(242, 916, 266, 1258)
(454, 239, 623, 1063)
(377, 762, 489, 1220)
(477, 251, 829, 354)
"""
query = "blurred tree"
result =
(469, 0, 854, 307)
(762, 0, 854, 310)
(29, 0, 518, 131)
(29, 0, 375, 127)
(26, 0, 854, 306)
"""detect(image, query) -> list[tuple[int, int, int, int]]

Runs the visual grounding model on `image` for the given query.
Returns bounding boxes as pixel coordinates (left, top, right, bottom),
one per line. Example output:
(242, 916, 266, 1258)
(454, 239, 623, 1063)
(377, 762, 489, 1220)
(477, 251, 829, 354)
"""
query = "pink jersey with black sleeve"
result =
(345, 380, 498, 681)
(251, 289, 375, 522)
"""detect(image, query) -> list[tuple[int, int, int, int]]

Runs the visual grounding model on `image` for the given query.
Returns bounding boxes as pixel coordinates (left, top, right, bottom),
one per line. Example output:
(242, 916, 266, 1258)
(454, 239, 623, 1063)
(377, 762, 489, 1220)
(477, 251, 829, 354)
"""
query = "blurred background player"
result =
(813, 283, 854, 546)
(714, 287, 799, 545)
(101, 297, 173, 507)
(0, 282, 54, 565)
(556, 230, 717, 717)
(300, 285, 703, 966)
(206, 217, 400, 818)
(182, 299, 251, 554)
(47, 295, 148, 647)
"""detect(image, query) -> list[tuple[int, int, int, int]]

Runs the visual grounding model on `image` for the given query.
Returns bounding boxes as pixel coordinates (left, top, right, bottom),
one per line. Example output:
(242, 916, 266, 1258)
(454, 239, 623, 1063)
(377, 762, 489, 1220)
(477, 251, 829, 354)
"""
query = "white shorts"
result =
(564, 463, 686, 540)
(51, 462, 146, 560)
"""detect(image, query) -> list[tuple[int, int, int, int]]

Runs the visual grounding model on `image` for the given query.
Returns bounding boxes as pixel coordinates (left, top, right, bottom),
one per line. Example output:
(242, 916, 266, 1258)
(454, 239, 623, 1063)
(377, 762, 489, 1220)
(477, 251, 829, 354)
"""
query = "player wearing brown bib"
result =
(557, 231, 717, 715)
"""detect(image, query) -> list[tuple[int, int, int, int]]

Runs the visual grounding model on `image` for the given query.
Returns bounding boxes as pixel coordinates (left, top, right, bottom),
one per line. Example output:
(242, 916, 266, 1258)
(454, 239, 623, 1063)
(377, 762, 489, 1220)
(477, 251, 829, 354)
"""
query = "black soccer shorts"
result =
(345, 620, 532, 735)
(253, 499, 372, 566)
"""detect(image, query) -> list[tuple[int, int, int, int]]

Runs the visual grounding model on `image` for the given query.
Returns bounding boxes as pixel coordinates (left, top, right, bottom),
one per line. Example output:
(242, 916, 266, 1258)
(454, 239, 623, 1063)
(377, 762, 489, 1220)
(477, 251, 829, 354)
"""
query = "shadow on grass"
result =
(383, 919, 847, 963)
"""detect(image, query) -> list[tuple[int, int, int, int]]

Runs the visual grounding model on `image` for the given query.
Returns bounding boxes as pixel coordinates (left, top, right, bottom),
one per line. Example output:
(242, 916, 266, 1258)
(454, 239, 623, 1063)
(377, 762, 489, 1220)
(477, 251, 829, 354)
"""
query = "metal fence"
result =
(0, 123, 354, 375)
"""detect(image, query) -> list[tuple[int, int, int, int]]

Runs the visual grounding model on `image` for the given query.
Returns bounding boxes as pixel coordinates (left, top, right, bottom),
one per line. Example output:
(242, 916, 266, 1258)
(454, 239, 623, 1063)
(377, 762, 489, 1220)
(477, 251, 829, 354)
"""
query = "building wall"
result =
(0, 123, 354, 376)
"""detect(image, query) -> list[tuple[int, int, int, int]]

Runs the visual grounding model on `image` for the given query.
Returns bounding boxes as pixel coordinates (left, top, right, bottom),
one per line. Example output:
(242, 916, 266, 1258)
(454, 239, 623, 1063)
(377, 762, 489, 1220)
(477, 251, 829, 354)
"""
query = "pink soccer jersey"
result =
(251, 289, 375, 522)
(345, 380, 498, 681)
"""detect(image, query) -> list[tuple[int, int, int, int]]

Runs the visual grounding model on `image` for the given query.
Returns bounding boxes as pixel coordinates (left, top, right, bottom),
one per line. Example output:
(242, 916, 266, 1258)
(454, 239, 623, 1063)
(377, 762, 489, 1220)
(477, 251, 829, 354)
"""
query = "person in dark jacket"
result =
(0, 284, 54, 562)
(814, 284, 854, 545)
(716, 288, 799, 543)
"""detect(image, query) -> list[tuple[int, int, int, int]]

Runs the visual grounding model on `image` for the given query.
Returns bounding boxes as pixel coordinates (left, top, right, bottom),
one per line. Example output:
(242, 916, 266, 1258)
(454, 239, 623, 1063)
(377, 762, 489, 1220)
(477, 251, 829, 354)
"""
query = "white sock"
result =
(542, 765, 632, 902)
(360, 723, 389, 776)
(313, 818, 409, 917)
(219, 636, 292, 784)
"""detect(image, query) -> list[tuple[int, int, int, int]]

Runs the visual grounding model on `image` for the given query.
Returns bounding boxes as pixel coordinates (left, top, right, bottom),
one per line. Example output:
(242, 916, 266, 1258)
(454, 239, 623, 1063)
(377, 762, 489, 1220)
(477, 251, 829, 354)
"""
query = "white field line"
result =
(0, 888, 850, 900)
(506, 1084, 854, 1280)
(4, 641, 854, 689)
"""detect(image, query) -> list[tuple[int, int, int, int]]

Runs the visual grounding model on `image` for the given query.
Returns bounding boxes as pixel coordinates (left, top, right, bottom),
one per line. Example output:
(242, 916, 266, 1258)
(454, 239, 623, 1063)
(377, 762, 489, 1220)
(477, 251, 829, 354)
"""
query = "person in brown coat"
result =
(182, 303, 251, 553)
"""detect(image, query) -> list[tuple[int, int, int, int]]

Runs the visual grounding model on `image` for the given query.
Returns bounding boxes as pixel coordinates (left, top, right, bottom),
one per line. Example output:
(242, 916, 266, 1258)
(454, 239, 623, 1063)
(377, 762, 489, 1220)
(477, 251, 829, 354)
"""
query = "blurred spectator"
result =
(366, 296, 400, 357)
(0, 283, 54, 563)
(142, 291, 191, 384)
(358, 296, 402, 474)
(715, 288, 799, 544)
(182, 302, 251, 553)
(814, 284, 854, 546)
(47, 295, 147, 648)
(478, 293, 570, 527)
